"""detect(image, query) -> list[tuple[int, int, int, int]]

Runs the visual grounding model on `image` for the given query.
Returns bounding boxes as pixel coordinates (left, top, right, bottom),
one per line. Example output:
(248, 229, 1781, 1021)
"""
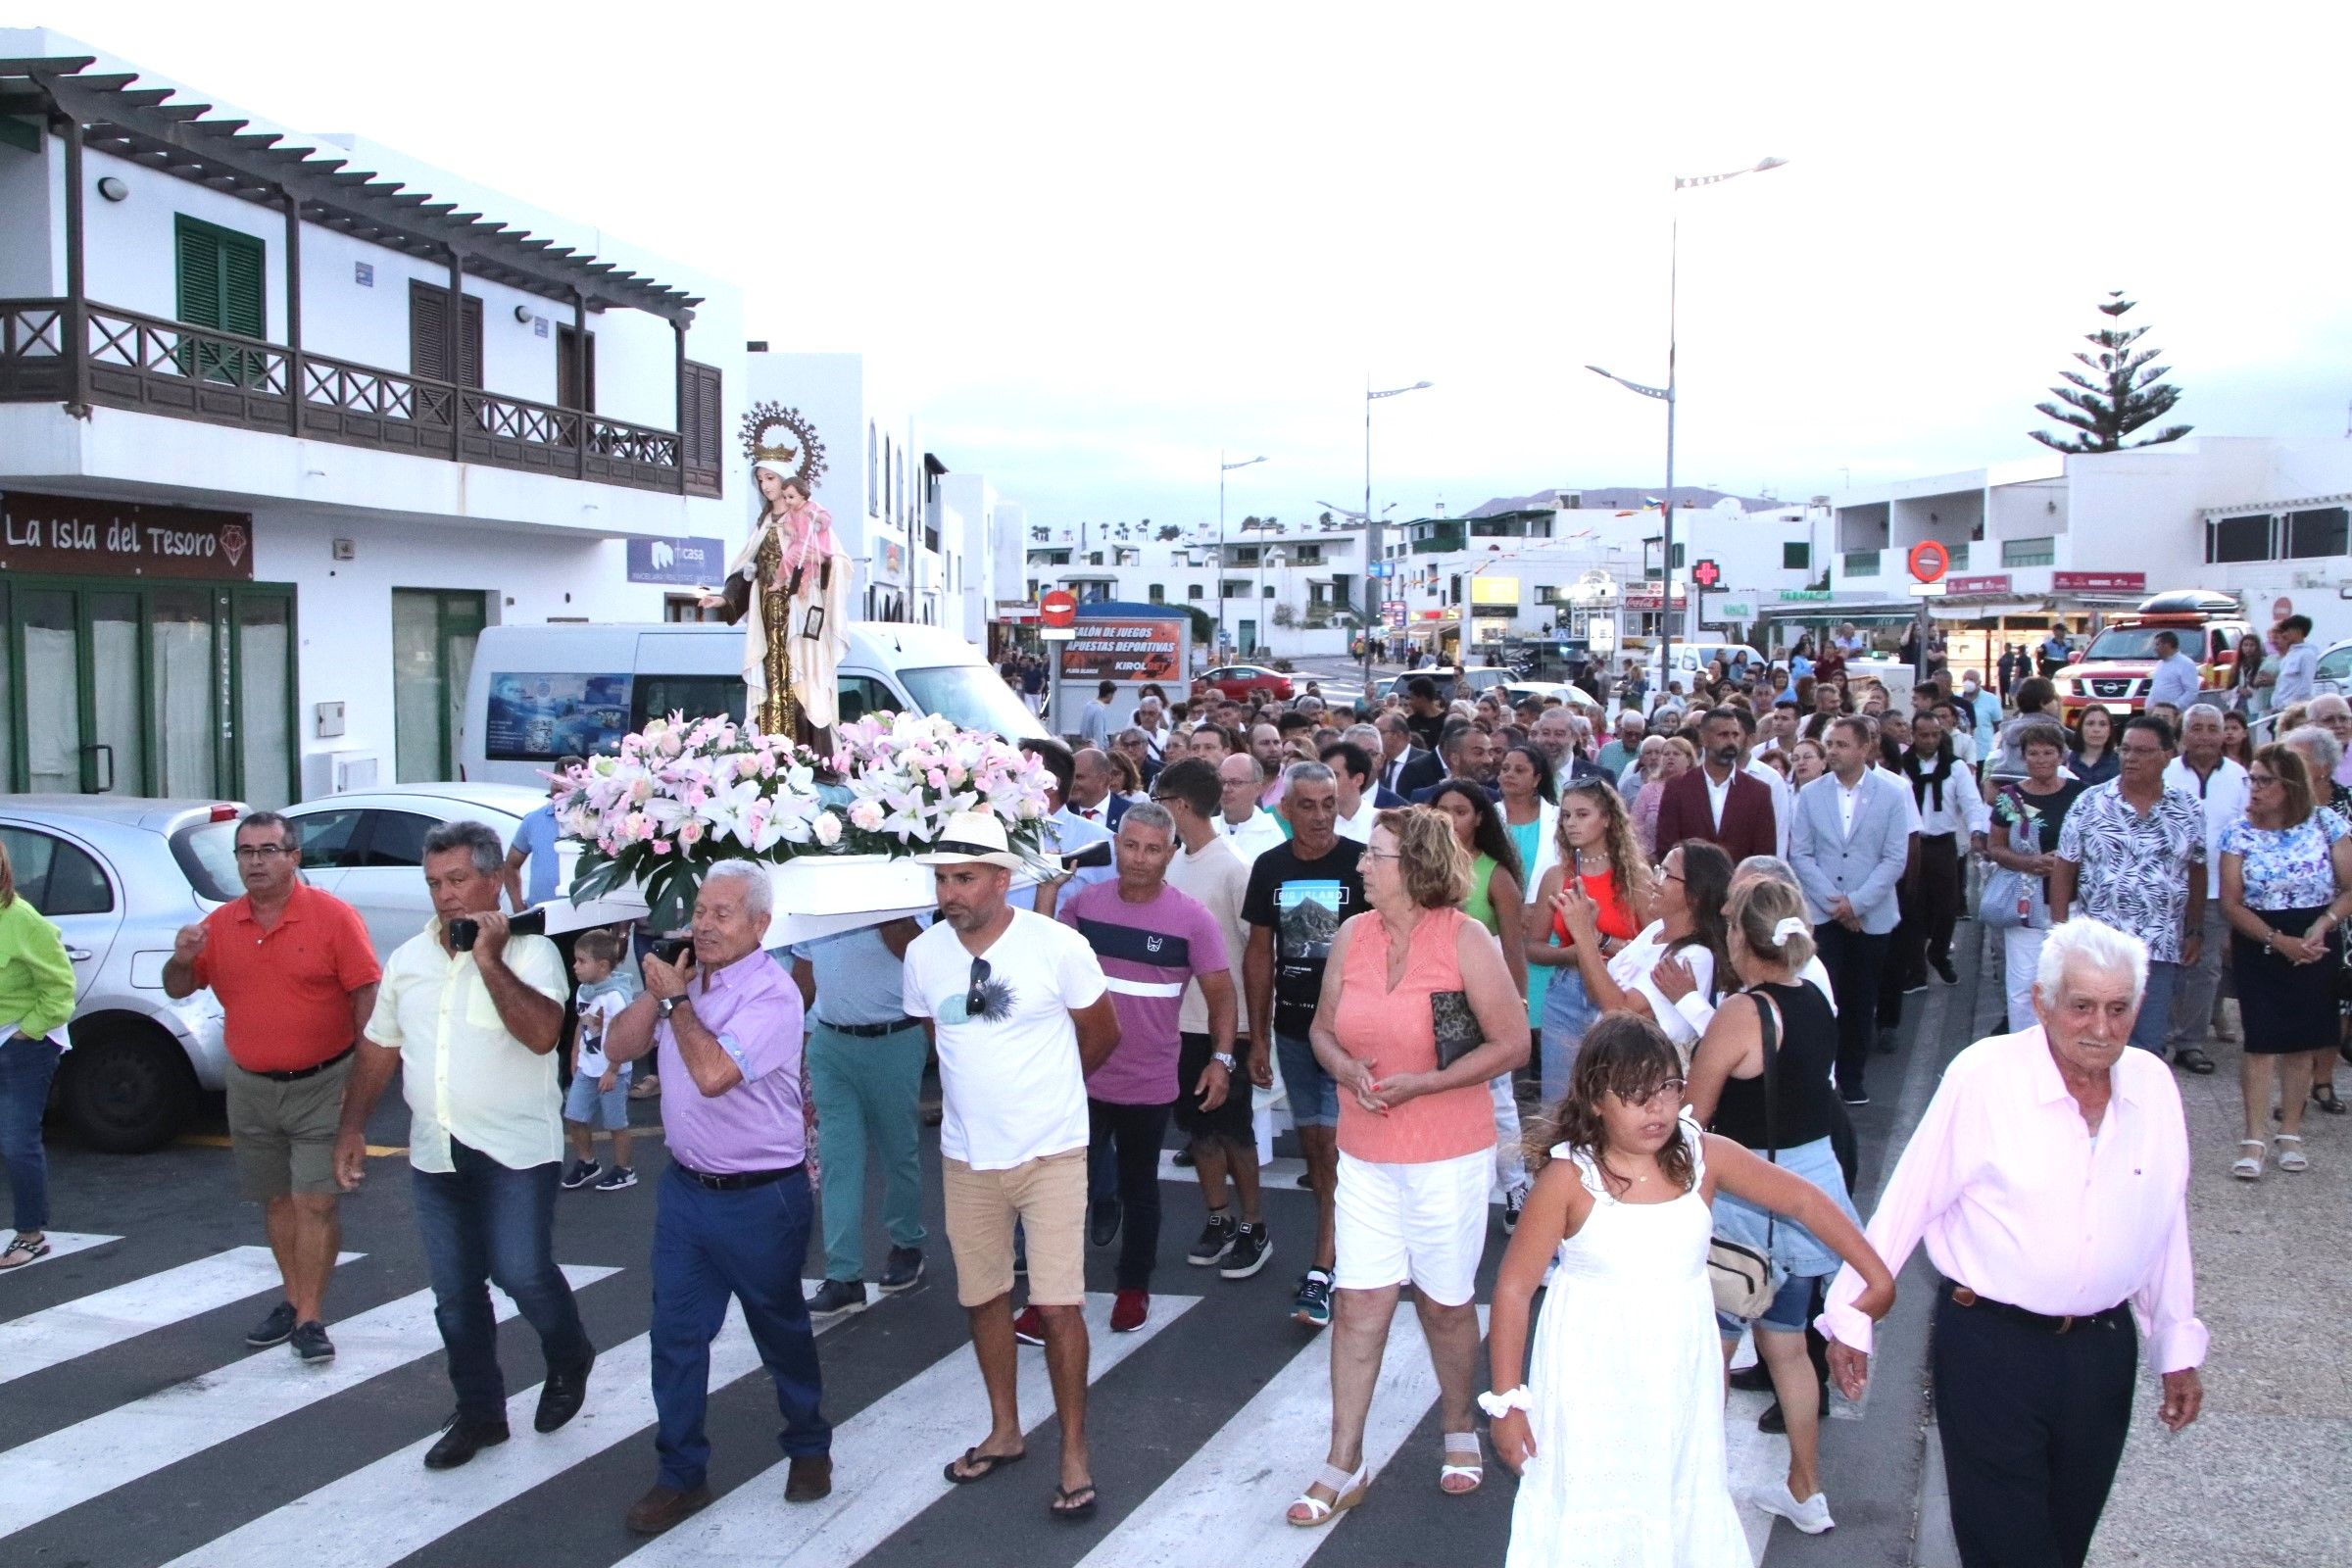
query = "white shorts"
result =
(1332, 1147, 1490, 1306)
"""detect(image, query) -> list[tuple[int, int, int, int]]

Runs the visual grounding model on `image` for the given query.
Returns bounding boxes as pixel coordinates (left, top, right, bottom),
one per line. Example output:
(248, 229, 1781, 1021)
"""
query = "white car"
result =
(1501, 680, 1606, 717)
(0, 797, 240, 1152)
(2312, 636, 2352, 699)
(279, 783, 576, 961)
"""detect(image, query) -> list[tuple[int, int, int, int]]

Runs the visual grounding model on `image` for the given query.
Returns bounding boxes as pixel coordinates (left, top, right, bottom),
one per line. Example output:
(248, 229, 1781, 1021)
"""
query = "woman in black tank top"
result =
(1684, 878, 1866, 1536)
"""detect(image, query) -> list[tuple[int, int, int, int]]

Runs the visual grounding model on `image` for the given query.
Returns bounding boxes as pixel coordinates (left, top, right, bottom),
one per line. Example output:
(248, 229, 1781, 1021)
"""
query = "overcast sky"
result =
(51, 2, 2352, 530)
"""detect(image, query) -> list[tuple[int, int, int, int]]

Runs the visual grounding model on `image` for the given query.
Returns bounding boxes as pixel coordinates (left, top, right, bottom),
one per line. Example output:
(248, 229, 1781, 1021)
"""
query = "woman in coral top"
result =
(1527, 780, 1652, 1101)
(1285, 808, 1529, 1530)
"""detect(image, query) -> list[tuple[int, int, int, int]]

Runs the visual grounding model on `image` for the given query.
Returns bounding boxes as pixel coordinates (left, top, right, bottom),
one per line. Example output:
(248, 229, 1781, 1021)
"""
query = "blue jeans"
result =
(2129, 959, 2180, 1055)
(0, 1036, 62, 1233)
(806, 1022, 928, 1282)
(411, 1140, 591, 1424)
(1539, 967, 1599, 1104)
(653, 1164, 831, 1490)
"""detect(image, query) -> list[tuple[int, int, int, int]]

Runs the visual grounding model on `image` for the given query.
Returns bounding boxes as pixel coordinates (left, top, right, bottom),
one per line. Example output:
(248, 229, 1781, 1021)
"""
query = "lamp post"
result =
(1589, 155, 1787, 698)
(1217, 452, 1266, 660)
(1362, 378, 1432, 693)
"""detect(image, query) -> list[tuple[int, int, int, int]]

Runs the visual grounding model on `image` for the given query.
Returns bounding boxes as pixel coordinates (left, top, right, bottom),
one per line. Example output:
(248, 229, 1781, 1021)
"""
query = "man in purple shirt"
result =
(1051, 802, 1237, 1335)
(600, 861, 834, 1536)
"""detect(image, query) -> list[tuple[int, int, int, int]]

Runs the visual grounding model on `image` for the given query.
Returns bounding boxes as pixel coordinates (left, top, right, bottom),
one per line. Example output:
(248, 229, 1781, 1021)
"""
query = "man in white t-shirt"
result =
(1214, 754, 1288, 864)
(906, 812, 1119, 1519)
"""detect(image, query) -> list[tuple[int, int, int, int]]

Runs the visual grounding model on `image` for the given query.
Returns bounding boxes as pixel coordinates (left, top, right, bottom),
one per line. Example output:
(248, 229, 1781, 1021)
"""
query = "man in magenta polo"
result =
(164, 810, 379, 1364)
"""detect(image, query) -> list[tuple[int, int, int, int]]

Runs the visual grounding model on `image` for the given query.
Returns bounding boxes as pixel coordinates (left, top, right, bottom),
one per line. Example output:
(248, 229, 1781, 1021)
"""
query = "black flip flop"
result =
(2174, 1048, 2217, 1075)
(2313, 1084, 2348, 1115)
(943, 1446, 1026, 1485)
(1049, 1483, 1098, 1522)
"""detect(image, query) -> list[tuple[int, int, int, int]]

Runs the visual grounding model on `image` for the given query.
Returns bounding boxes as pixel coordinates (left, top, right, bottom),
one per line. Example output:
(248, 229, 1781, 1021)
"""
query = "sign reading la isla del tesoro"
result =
(0, 492, 256, 581)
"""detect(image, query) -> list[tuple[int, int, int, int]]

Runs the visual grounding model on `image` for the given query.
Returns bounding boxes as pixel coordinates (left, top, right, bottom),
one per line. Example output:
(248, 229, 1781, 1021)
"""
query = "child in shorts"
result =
(562, 930, 637, 1192)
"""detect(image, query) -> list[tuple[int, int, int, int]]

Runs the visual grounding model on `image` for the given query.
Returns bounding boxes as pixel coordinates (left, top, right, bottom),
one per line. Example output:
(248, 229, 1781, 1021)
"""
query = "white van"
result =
(459, 620, 1047, 787)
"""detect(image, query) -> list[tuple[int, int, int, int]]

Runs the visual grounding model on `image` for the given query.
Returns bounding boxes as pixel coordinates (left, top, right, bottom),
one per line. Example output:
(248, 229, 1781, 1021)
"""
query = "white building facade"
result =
(0, 35, 749, 806)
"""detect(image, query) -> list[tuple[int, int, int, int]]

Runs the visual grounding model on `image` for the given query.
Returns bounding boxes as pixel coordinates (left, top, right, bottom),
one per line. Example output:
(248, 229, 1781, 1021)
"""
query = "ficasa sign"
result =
(1, 492, 256, 581)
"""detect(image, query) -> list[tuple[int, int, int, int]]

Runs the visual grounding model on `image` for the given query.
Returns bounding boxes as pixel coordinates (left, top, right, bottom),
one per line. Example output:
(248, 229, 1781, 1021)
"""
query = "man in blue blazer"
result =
(1068, 747, 1129, 830)
(1788, 715, 1913, 1105)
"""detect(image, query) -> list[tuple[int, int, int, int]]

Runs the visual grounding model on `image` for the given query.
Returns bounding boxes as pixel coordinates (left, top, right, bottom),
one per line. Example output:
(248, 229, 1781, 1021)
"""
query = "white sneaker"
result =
(1749, 1480, 1835, 1534)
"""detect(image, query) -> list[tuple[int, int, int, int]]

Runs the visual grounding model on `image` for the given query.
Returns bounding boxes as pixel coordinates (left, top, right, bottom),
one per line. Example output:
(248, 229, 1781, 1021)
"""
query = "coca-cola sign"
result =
(0, 492, 255, 581)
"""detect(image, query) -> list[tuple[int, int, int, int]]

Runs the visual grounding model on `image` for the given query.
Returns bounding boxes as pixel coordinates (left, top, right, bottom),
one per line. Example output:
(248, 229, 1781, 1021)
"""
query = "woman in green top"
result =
(1494, 745, 1559, 1026)
(0, 838, 79, 1269)
(1430, 780, 1536, 1227)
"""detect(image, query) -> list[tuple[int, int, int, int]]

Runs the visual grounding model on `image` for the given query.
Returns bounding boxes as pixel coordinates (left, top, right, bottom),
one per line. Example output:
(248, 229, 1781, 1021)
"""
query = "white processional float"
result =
(539, 710, 1058, 942)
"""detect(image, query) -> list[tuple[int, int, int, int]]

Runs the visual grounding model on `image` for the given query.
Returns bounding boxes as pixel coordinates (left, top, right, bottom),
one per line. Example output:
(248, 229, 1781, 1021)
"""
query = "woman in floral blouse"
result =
(2279, 724, 2352, 1117)
(2219, 743, 2352, 1179)
(1977, 720, 2084, 1032)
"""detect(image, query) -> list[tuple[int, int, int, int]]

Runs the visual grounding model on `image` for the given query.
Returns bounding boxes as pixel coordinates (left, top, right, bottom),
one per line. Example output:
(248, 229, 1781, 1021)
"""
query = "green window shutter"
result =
(176, 220, 222, 329)
(173, 216, 266, 337)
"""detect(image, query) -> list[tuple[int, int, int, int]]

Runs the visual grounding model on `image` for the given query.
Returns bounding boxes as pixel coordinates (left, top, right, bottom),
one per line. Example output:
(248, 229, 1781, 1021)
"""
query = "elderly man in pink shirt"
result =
(1821, 917, 2204, 1568)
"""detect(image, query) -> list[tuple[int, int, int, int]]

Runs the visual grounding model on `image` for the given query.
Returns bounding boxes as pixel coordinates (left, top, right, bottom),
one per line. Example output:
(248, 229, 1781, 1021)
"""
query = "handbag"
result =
(1707, 992, 1785, 1321)
(1429, 989, 1483, 1071)
(1976, 787, 2037, 930)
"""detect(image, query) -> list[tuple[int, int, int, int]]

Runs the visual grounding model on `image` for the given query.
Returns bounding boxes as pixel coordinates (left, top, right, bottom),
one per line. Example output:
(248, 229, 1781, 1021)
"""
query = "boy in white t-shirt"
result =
(561, 931, 638, 1192)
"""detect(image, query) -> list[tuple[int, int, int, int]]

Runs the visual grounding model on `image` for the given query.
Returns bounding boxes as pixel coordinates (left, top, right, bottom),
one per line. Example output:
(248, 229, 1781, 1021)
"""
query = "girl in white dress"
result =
(1484, 1015, 1894, 1567)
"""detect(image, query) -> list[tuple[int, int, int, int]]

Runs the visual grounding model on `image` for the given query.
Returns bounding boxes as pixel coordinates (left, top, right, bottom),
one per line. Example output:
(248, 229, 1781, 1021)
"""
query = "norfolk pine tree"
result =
(2029, 291, 2192, 454)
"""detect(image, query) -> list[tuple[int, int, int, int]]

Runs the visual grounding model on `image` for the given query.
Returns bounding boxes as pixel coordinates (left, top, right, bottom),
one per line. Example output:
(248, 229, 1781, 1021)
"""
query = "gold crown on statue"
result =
(739, 402, 828, 486)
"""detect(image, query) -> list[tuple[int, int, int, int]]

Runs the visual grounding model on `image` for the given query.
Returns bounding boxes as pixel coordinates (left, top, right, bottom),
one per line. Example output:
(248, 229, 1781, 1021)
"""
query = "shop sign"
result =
(1055, 616, 1182, 682)
(1945, 573, 2013, 596)
(1622, 586, 1689, 611)
(1776, 589, 1831, 602)
(2052, 570, 2146, 594)
(624, 535, 727, 586)
(1, 491, 254, 580)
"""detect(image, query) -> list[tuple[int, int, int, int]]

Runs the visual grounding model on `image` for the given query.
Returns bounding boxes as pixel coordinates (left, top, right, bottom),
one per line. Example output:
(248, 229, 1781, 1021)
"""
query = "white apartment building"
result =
(1813, 436, 2352, 662)
(0, 34, 749, 806)
(1020, 484, 1821, 662)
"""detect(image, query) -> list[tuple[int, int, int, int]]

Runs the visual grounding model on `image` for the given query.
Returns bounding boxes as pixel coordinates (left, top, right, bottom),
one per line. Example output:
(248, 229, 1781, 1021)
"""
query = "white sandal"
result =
(1286, 1462, 1369, 1528)
(2274, 1134, 2308, 1173)
(2231, 1140, 2265, 1180)
(1440, 1431, 1484, 1494)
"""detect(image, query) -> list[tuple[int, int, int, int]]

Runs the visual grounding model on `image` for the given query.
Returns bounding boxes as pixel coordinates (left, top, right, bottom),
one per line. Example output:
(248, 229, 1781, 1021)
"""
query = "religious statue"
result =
(706, 405, 852, 747)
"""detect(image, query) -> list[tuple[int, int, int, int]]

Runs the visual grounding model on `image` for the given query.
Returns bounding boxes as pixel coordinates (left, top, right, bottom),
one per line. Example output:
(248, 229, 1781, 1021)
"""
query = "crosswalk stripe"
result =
(618, 1292, 1198, 1568)
(1723, 1387, 1779, 1564)
(1073, 1302, 1480, 1568)
(0, 1263, 617, 1541)
(0, 1232, 122, 1273)
(0, 1247, 363, 1389)
(161, 1285, 836, 1568)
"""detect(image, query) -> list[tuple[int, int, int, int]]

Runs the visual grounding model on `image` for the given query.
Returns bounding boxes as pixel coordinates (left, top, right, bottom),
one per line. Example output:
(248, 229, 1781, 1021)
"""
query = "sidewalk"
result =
(2085, 989, 2352, 1566)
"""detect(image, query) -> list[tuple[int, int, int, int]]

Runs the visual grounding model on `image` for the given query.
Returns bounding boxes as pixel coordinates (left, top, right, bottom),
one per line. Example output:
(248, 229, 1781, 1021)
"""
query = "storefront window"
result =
(151, 588, 219, 798)
(238, 595, 294, 809)
(92, 592, 147, 798)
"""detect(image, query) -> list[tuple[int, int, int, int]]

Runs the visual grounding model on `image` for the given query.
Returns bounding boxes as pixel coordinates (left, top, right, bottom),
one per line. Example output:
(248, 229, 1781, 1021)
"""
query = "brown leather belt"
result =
(1943, 1280, 2129, 1335)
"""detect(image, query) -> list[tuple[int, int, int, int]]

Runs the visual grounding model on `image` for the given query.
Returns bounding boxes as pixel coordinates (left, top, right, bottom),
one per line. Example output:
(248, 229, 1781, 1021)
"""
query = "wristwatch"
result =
(657, 996, 682, 1019)
(1210, 1052, 1238, 1072)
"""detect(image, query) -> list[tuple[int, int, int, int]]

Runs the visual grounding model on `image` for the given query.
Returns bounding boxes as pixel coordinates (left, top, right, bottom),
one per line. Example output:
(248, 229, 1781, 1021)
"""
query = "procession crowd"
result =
(10, 616, 2328, 1565)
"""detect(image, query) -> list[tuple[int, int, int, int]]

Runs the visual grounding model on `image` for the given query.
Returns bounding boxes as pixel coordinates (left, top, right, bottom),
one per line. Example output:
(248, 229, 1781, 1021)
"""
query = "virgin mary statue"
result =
(707, 460, 853, 745)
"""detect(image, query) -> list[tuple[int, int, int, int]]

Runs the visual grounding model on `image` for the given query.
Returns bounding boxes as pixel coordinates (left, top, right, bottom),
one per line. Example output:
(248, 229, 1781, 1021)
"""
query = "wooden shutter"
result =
(558, 325, 596, 412)
(408, 281, 483, 387)
(682, 360, 722, 496)
(175, 222, 222, 329)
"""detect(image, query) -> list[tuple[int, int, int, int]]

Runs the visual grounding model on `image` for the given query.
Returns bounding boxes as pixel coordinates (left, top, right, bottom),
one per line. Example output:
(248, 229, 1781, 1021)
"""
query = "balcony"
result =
(2, 300, 717, 498)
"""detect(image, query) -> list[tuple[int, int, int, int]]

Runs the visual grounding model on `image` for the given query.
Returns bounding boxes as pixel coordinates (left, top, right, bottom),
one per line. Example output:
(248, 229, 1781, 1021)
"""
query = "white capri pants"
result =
(1489, 1076, 1529, 1197)
(2004, 924, 2046, 1034)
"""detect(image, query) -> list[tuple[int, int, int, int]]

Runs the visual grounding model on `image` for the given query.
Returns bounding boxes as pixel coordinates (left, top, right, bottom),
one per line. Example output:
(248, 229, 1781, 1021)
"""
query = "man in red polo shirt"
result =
(164, 810, 378, 1363)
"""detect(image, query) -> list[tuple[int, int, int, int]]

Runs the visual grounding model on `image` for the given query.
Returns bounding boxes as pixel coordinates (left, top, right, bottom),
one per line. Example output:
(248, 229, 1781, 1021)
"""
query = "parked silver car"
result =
(0, 797, 240, 1152)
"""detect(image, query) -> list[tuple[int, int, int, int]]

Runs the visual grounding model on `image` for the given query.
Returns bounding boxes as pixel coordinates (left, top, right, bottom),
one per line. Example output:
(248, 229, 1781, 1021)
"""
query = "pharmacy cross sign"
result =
(1690, 558, 1724, 590)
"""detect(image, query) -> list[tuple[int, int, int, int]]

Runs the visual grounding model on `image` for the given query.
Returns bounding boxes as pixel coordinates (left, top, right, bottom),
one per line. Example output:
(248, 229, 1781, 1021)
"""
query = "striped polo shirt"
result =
(1057, 879, 1230, 1105)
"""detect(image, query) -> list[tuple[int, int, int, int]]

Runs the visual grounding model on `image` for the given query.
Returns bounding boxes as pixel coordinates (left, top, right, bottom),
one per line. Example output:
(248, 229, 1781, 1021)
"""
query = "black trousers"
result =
(1815, 922, 1889, 1097)
(1088, 1098, 1173, 1293)
(1892, 832, 1963, 981)
(1933, 1288, 2137, 1568)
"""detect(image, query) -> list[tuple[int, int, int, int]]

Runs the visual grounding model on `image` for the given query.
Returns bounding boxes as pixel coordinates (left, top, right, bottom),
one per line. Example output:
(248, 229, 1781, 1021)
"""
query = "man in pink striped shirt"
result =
(1820, 918, 2206, 1568)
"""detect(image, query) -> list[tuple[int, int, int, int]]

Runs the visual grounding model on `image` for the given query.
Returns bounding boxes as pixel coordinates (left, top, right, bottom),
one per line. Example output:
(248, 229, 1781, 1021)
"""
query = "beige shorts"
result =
(940, 1148, 1087, 1308)
(225, 1054, 350, 1201)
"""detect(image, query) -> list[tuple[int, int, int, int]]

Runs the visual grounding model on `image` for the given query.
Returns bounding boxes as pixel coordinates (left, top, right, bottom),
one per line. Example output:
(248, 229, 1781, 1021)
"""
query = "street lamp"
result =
(1217, 451, 1267, 658)
(1589, 155, 1787, 697)
(1363, 377, 1432, 690)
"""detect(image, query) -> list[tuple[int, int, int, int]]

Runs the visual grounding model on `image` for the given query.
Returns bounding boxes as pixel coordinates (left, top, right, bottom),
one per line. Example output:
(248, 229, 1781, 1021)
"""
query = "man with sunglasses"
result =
(906, 812, 1121, 1522)
(165, 810, 379, 1365)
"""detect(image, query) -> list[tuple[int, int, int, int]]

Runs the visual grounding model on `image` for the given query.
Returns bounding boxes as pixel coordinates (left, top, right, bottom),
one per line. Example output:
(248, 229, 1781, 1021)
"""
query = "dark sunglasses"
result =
(965, 956, 993, 1017)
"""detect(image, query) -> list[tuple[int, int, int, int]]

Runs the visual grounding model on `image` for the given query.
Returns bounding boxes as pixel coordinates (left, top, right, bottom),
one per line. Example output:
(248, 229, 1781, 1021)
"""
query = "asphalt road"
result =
(0, 947, 1980, 1568)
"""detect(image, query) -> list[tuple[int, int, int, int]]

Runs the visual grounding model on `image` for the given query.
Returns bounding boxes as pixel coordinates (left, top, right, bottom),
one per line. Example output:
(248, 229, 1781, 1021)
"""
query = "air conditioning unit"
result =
(328, 751, 379, 794)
